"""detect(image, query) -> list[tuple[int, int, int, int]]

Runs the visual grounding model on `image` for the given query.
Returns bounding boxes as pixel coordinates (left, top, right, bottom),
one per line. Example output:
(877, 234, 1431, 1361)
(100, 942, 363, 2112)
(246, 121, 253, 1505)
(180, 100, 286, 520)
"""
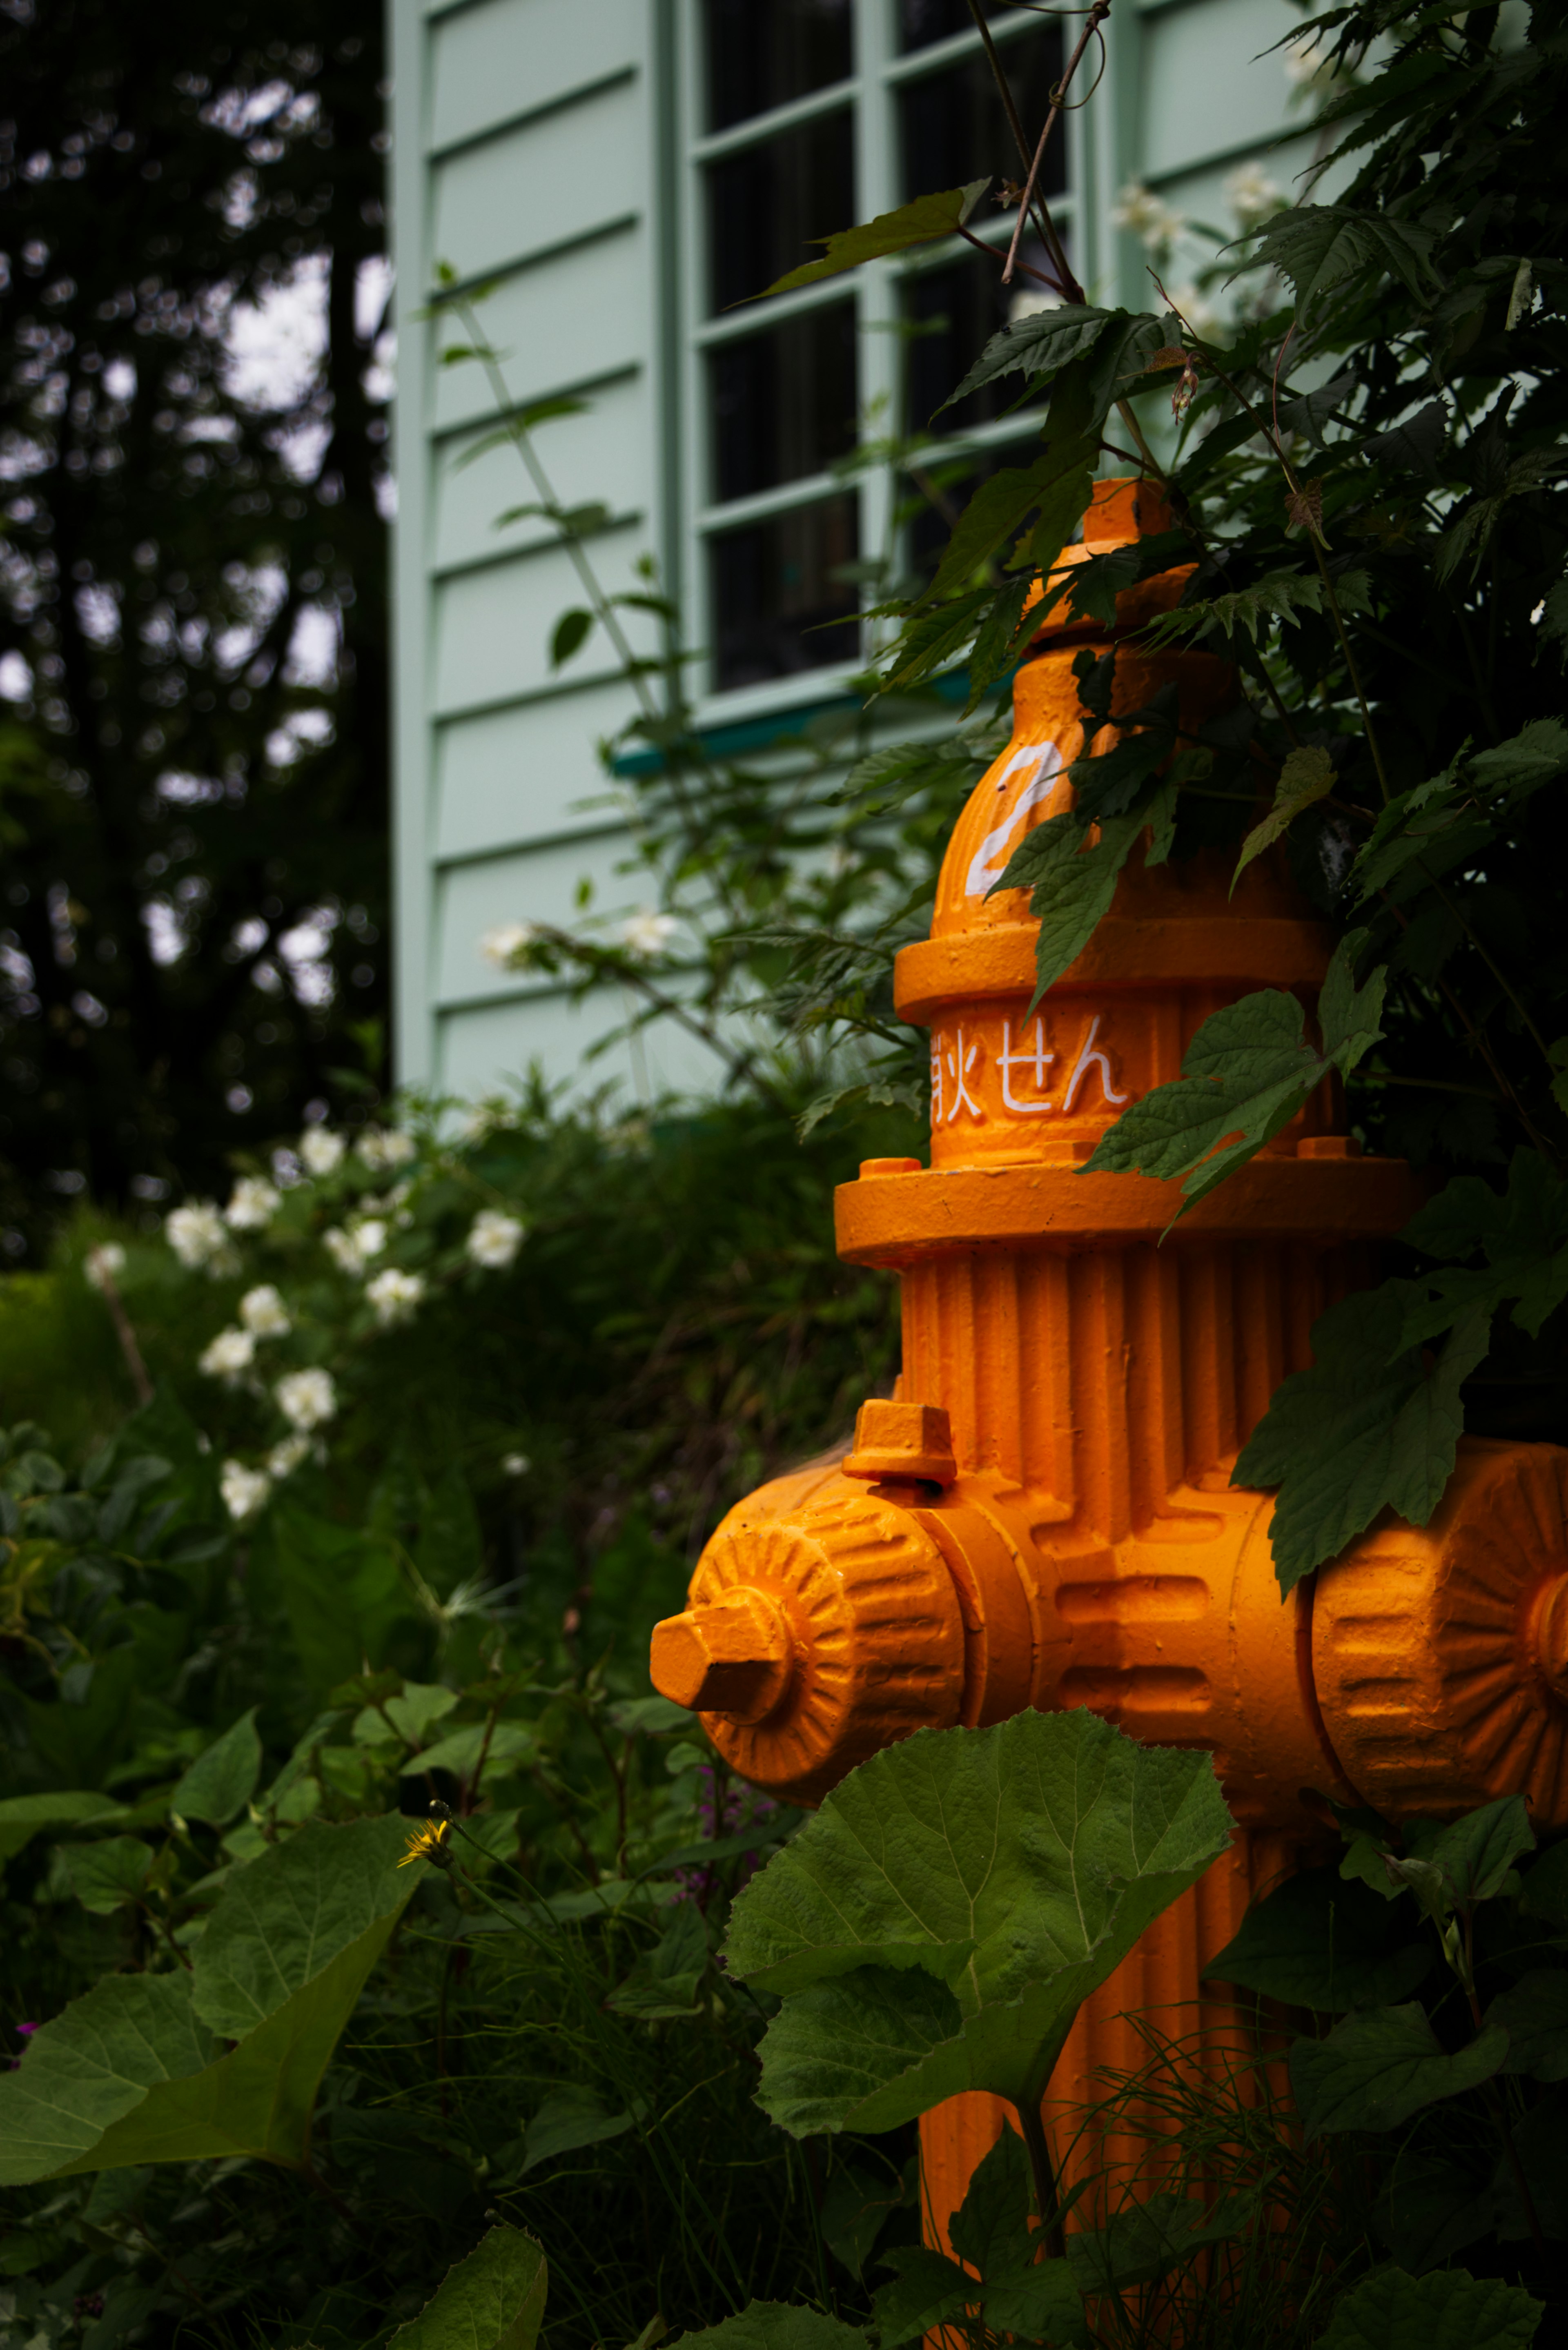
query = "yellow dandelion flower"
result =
(400, 1818, 451, 1869)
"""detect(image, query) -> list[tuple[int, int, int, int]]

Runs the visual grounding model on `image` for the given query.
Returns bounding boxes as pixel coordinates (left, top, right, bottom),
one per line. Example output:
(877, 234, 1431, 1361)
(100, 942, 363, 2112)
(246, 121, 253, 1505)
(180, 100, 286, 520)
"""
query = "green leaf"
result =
(1066, 2191, 1252, 2295)
(270, 1504, 424, 1701)
(978, 2257, 1087, 2348)
(1080, 933, 1385, 1215)
(0, 1791, 130, 1870)
(1233, 1284, 1491, 1594)
(725, 1710, 1232, 2133)
(1137, 570, 1323, 652)
(403, 1721, 535, 1782)
(1289, 2003, 1508, 2140)
(170, 1708, 261, 1827)
(673, 2306, 869, 2350)
(1427, 1795, 1535, 1906)
(0, 1972, 215, 2185)
(1489, 1971, 1568, 2082)
(871, 2246, 975, 2348)
(1399, 1153, 1568, 1347)
(192, 1812, 414, 2039)
(755, 180, 990, 300)
(947, 2124, 1032, 2274)
(944, 304, 1115, 410)
(1312, 2265, 1543, 2349)
(60, 1836, 154, 1915)
(520, 2088, 639, 2175)
(927, 438, 1094, 606)
(550, 608, 593, 668)
(605, 1900, 708, 2019)
(1238, 205, 1437, 325)
(388, 2227, 548, 2350)
(1203, 1868, 1432, 2012)
(993, 810, 1146, 1008)
(1232, 746, 1336, 887)
(818, 2158, 911, 2283)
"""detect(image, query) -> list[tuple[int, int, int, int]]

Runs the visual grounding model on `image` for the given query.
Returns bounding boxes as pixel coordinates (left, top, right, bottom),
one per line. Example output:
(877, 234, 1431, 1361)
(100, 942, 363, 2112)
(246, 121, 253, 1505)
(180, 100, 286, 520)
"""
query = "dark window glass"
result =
(710, 303, 858, 503)
(708, 109, 855, 313)
(902, 241, 1068, 433)
(898, 27, 1067, 203)
(705, 0, 853, 131)
(904, 438, 1045, 587)
(710, 496, 860, 691)
(899, 0, 1007, 51)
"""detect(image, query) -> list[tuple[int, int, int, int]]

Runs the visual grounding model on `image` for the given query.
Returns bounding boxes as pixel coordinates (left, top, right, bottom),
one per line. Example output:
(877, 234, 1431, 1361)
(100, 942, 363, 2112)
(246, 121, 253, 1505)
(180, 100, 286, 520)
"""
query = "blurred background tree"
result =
(0, 0, 389, 1256)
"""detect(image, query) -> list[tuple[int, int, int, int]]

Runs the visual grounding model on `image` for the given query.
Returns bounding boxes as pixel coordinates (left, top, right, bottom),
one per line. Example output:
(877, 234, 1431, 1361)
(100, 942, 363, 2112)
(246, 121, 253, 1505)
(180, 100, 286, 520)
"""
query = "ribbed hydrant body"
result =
(650, 479, 1568, 2240)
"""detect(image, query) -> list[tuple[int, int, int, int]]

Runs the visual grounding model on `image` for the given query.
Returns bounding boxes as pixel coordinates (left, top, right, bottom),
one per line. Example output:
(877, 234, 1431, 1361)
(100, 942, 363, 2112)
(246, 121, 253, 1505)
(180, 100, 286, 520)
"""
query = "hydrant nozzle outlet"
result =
(649, 1587, 791, 1724)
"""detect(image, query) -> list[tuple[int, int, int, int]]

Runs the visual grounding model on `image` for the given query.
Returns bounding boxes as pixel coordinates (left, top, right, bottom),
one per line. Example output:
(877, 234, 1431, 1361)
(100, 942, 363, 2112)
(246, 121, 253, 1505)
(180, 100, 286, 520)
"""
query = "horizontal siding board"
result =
(436, 987, 728, 1103)
(429, 0, 640, 154)
(432, 374, 650, 572)
(430, 77, 645, 282)
(1138, 0, 1300, 182)
(430, 228, 649, 435)
(434, 679, 636, 860)
(431, 525, 654, 714)
(434, 830, 653, 1004)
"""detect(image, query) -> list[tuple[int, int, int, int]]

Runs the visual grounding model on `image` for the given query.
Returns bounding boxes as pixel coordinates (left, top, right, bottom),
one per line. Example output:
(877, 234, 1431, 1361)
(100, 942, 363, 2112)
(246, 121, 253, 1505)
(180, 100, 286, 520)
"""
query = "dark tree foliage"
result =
(0, 0, 388, 1253)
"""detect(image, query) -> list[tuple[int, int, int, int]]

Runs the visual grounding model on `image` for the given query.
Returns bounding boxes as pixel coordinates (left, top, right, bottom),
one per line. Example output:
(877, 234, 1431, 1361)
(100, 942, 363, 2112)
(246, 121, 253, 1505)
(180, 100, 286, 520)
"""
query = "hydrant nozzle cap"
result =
(649, 1586, 792, 1725)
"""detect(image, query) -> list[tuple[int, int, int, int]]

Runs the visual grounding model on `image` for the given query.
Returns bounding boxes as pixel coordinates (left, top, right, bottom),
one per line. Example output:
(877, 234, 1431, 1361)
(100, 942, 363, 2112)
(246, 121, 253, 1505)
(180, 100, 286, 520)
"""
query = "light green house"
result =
(388, 0, 1316, 1106)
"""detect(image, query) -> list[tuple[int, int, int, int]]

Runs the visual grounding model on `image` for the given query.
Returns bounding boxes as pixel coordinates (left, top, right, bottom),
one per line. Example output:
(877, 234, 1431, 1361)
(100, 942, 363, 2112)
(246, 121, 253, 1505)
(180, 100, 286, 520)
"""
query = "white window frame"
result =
(672, 0, 1100, 725)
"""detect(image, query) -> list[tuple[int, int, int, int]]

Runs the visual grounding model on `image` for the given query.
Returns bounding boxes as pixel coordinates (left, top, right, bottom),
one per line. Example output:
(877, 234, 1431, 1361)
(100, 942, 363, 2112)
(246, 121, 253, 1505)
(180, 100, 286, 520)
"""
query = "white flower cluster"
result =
(83, 1242, 125, 1292)
(1286, 36, 1343, 93)
(1225, 163, 1285, 229)
(1110, 180, 1183, 252)
(617, 910, 677, 961)
(299, 1125, 345, 1177)
(220, 1460, 270, 1521)
(276, 1367, 337, 1431)
(324, 1218, 387, 1272)
(466, 1208, 525, 1270)
(199, 1327, 255, 1384)
(365, 1266, 425, 1328)
(481, 920, 542, 971)
(225, 1176, 280, 1230)
(165, 1201, 232, 1273)
(358, 1127, 416, 1172)
(240, 1283, 291, 1337)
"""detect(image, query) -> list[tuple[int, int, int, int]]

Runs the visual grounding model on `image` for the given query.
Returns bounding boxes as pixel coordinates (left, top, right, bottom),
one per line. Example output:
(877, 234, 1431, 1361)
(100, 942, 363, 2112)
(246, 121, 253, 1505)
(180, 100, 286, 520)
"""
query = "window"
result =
(686, 0, 1082, 699)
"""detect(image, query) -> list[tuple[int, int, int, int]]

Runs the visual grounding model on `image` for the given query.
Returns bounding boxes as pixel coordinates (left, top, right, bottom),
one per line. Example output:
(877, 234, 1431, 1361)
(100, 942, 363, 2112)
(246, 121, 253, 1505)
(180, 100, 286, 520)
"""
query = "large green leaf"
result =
(1312, 2265, 1542, 2349)
(1203, 1868, 1431, 2013)
(0, 1972, 214, 2185)
(0, 1791, 130, 1870)
(0, 1814, 421, 2181)
(1081, 933, 1386, 1215)
(673, 2307, 869, 2350)
(270, 1501, 425, 1700)
(1233, 1283, 1491, 1594)
(388, 2226, 548, 2350)
(754, 181, 990, 300)
(191, 1811, 412, 2034)
(1289, 2003, 1508, 2140)
(169, 1707, 262, 1827)
(725, 1711, 1232, 2133)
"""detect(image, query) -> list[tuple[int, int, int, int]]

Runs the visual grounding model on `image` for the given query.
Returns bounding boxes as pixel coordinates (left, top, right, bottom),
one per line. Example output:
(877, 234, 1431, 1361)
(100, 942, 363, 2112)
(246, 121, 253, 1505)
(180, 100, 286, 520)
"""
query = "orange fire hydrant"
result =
(650, 479, 1568, 2238)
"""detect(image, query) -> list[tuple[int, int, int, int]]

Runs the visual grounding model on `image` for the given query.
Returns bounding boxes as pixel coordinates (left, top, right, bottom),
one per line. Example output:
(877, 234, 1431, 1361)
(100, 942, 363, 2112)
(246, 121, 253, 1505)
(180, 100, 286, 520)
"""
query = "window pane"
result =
(899, 0, 1008, 52)
(899, 27, 1067, 203)
(710, 302, 858, 504)
(707, 109, 855, 313)
(705, 0, 853, 131)
(710, 496, 860, 691)
(902, 242, 1069, 433)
